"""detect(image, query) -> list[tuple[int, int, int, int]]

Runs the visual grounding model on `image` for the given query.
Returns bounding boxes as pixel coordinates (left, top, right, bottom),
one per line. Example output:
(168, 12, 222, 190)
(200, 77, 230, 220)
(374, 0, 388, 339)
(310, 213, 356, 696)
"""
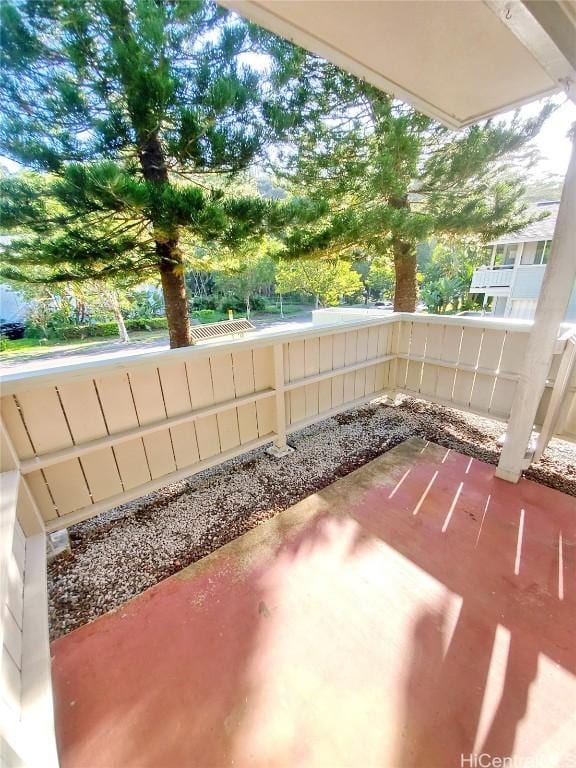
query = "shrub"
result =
(216, 294, 266, 313)
(24, 323, 48, 339)
(216, 295, 246, 313)
(126, 287, 164, 320)
(0, 337, 8, 351)
(190, 295, 217, 311)
(251, 295, 267, 311)
(55, 323, 118, 339)
(192, 309, 226, 324)
(47, 317, 168, 339)
(125, 317, 167, 331)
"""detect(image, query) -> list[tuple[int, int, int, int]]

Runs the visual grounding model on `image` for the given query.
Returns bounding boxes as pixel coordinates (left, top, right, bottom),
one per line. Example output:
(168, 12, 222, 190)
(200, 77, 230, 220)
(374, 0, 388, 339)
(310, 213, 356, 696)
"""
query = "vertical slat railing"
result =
(0, 313, 572, 532)
(534, 333, 576, 459)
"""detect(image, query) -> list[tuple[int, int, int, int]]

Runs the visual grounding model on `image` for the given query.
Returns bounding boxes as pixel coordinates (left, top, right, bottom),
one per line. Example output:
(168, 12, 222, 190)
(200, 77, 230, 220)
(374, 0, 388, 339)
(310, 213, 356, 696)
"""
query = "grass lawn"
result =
(0, 304, 314, 362)
(0, 330, 167, 360)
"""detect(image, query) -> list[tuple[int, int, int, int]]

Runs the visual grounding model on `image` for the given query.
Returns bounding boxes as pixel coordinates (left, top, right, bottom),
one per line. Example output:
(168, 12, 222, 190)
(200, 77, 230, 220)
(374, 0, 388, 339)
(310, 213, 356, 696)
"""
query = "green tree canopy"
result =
(275, 56, 554, 311)
(0, 0, 310, 346)
(367, 256, 395, 301)
(213, 238, 276, 317)
(276, 258, 363, 308)
(420, 240, 485, 313)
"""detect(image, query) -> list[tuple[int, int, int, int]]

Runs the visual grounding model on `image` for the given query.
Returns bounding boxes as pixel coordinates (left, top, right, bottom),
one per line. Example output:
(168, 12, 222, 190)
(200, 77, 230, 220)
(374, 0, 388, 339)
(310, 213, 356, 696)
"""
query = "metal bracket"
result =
(266, 444, 295, 459)
(47, 529, 71, 561)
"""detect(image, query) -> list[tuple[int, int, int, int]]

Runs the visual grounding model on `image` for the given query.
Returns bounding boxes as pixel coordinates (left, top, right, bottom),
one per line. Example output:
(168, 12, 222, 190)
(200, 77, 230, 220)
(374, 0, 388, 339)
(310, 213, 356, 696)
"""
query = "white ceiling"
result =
(220, 0, 576, 128)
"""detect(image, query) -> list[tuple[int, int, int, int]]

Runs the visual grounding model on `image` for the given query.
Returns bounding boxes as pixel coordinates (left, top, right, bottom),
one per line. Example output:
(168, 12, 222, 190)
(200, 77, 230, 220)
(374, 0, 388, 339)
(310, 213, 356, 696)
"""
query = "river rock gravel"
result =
(48, 396, 576, 640)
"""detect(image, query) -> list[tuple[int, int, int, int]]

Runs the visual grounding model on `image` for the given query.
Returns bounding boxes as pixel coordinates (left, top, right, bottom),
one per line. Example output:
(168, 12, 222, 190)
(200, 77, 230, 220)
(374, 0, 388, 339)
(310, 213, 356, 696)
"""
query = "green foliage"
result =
(277, 55, 555, 308)
(53, 322, 121, 340)
(419, 241, 485, 313)
(367, 257, 395, 300)
(190, 294, 217, 311)
(213, 239, 276, 316)
(192, 309, 227, 323)
(30, 317, 168, 340)
(260, 302, 309, 315)
(275, 258, 363, 308)
(0, 0, 315, 345)
(215, 294, 266, 313)
(125, 287, 164, 320)
(0, 0, 555, 327)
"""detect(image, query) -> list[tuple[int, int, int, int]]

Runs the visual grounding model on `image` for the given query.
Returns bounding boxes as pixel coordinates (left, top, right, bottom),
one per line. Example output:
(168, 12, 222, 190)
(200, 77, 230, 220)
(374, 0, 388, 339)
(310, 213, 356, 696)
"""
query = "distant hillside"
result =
(523, 176, 564, 205)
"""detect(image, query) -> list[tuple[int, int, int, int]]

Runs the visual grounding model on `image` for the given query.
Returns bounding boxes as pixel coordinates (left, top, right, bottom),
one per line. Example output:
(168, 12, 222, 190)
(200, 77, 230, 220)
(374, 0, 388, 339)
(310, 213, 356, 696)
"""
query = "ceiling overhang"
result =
(219, 0, 576, 128)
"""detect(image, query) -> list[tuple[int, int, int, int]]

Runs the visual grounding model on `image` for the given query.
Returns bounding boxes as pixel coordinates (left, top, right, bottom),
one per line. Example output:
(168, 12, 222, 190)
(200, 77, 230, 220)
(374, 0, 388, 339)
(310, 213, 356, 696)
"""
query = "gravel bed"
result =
(48, 397, 576, 640)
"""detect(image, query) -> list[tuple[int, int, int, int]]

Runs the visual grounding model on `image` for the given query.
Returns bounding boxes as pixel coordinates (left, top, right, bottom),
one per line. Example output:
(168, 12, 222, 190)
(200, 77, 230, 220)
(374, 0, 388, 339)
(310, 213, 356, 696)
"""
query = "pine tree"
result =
(0, 0, 303, 346)
(275, 57, 555, 311)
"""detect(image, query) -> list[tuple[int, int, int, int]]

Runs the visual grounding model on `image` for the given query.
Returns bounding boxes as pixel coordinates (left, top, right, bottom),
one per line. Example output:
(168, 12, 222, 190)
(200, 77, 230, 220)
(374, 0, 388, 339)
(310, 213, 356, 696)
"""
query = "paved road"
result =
(1, 311, 314, 375)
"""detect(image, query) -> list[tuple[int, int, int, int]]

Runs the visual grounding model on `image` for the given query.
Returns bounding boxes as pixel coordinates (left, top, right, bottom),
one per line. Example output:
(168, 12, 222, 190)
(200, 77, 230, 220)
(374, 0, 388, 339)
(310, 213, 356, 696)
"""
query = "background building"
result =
(469, 201, 576, 321)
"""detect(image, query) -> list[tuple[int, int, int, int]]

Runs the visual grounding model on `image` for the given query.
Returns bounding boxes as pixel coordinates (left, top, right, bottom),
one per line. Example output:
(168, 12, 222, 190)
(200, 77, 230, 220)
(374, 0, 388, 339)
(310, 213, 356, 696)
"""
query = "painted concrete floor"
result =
(51, 438, 576, 768)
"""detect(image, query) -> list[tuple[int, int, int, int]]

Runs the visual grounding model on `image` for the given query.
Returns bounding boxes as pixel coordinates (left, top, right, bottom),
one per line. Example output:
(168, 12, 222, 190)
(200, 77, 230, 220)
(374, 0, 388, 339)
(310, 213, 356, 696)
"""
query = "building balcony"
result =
(470, 265, 514, 292)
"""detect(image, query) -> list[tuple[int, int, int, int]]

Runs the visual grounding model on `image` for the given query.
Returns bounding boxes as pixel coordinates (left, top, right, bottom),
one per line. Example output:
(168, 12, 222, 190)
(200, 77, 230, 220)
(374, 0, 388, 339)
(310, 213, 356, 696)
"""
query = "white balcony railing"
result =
(2, 311, 576, 767)
(470, 265, 514, 291)
(2, 312, 575, 534)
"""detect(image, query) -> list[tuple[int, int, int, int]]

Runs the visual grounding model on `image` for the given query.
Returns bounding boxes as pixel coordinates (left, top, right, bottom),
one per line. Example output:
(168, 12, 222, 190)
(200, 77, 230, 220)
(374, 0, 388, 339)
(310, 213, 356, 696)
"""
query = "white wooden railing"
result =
(470, 265, 514, 290)
(1, 310, 575, 767)
(0, 427, 58, 766)
(1, 313, 574, 536)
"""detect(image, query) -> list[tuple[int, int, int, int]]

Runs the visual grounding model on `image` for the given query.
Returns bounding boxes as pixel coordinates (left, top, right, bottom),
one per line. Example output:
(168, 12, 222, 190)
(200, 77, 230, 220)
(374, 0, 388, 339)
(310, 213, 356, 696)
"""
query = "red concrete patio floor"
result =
(51, 437, 576, 768)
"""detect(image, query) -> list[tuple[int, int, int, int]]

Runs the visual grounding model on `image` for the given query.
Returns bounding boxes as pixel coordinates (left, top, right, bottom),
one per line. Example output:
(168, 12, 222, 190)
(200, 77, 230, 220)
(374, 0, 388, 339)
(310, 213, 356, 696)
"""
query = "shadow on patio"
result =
(51, 438, 576, 768)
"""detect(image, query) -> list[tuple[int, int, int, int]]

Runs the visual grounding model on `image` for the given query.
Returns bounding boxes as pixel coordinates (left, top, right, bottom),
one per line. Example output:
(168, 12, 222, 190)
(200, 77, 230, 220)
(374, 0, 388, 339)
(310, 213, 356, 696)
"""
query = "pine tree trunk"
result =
(96, 5, 192, 348)
(139, 133, 192, 348)
(159, 244, 191, 348)
(393, 238, 417, 312)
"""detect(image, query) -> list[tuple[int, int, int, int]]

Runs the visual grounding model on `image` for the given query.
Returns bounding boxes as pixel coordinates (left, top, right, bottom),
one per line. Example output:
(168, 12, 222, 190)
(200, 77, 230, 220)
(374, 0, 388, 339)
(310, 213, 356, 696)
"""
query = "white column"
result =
(496, 131, 576, 482)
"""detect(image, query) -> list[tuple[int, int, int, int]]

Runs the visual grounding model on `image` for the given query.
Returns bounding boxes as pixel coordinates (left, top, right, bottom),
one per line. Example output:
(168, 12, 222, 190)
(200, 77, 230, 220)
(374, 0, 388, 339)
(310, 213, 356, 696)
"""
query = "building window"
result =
(494, 243, 517, 267)
(535, 240, 551, 264)
(521, 240, 551, 265)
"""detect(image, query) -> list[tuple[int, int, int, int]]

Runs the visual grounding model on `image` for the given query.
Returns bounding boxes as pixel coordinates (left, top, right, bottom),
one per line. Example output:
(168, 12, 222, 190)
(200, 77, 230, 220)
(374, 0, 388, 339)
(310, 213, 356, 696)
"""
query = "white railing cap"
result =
(0, 312, 537, 395)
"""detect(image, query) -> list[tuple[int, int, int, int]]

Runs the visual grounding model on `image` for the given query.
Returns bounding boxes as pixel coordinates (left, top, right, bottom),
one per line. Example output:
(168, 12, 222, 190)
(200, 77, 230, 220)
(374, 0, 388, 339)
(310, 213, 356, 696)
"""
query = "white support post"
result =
(496, 130, 576, 482)
(267, 343, 294, 458)
(533, 333, 576, 461)
(1, 418, 45, 536)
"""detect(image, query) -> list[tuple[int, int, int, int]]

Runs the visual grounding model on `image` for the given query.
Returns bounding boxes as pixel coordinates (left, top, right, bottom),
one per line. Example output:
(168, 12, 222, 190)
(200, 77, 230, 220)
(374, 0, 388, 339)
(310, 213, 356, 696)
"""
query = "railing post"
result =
(0, 417, 19, 472)
(1, 417, 45, 536)
(533, 334, 576, 461)
(267, 342, 293, 458)
(382, 315, 400, 404)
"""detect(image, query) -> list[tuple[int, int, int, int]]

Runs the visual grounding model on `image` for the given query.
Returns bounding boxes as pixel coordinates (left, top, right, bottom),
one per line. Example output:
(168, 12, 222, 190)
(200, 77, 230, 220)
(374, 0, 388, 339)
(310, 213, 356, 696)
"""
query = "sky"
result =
(521, 98, 576, 179)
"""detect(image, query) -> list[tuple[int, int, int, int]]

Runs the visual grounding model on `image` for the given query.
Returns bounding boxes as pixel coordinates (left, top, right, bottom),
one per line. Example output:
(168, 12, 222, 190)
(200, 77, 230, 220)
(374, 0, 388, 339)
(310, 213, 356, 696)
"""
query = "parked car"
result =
(456, 311, 483, 317)
(0, 321, 25, 340)
(374, 301, 393, 309)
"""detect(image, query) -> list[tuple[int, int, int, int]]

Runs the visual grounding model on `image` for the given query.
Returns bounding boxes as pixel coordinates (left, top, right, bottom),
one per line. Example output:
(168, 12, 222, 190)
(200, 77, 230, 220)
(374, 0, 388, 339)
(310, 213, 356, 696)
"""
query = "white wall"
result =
(511, 265, 546, 300)
(508, 284, 576, 322)
(508, 299, 538, 320)
(493, 296, 508, 317)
